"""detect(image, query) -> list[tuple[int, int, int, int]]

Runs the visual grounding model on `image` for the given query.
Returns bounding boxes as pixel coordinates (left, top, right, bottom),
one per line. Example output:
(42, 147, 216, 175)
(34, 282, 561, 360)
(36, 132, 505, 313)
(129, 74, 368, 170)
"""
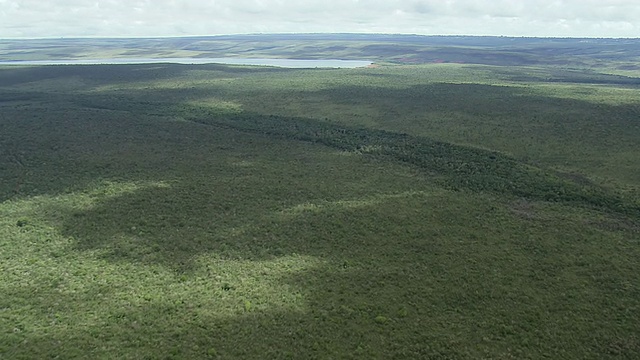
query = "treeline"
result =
(177, 104, 639, 218)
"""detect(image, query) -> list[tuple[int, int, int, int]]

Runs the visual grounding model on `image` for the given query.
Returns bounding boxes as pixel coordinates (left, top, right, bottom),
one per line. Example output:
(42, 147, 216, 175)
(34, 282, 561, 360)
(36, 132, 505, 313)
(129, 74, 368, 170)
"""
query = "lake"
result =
(0, 58, 373, 68)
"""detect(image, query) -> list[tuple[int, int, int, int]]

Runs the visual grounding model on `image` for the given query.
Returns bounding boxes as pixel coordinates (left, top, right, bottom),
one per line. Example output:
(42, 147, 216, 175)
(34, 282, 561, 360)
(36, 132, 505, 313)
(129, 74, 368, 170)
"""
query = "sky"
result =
(0, 0, 638, 39)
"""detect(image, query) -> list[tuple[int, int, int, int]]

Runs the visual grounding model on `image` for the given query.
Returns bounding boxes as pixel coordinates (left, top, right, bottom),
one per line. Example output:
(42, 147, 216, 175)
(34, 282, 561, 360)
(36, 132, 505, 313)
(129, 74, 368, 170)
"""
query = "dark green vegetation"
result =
(1, 39, 640, 358)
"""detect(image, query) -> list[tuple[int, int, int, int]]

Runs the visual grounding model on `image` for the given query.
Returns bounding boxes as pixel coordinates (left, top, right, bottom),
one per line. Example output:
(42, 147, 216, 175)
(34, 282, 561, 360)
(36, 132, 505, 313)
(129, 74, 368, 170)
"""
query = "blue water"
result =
(0, 58, 373, 68)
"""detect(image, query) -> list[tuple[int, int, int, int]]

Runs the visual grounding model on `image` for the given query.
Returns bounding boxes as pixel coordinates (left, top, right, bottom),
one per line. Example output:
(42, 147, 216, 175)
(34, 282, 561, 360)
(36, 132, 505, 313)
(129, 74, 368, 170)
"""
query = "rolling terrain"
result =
(1, 36, 639, 358)
(3, 34, 640, 69)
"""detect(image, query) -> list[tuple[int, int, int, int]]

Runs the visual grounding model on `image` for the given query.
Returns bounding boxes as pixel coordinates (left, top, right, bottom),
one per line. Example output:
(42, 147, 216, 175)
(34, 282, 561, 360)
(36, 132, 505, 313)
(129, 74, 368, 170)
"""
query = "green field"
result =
(1, 44, 640, 358)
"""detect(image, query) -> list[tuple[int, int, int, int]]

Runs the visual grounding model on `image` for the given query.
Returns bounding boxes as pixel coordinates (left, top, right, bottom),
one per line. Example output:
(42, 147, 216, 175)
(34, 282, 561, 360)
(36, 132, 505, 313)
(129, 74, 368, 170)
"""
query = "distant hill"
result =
(2, 33, 640, 68)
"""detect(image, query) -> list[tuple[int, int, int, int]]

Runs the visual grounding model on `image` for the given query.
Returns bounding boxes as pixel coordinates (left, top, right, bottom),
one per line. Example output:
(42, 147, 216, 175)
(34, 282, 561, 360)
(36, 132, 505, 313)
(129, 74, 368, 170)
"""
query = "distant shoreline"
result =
(0, 58, 374, 68)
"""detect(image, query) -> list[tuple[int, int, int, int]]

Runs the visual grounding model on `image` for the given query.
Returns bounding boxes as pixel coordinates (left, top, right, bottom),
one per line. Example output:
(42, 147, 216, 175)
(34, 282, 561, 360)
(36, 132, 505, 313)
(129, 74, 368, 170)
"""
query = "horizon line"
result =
(1, 32, 639, 41)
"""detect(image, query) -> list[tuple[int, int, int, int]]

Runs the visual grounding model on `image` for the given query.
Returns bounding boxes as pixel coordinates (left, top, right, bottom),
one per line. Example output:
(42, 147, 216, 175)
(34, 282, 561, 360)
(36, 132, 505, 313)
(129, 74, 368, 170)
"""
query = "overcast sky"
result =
(1, 0, 638, 38)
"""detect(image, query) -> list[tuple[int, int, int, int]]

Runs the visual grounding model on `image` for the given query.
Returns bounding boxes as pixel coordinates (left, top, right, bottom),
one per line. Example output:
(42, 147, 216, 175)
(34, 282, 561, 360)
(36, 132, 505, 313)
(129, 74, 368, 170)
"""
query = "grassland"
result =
(1, 52, 639, 358)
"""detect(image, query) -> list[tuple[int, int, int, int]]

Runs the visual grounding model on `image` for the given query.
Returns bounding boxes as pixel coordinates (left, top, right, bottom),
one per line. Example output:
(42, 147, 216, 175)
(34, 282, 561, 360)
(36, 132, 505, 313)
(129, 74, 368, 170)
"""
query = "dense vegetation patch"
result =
(1, 61, 639, 359)
(176, 107, 639, 217)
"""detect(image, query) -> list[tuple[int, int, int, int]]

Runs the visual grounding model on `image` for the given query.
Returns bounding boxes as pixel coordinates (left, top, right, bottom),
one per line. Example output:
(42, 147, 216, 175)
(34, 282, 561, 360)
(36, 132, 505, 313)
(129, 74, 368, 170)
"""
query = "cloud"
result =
(0, 0, 638, 38)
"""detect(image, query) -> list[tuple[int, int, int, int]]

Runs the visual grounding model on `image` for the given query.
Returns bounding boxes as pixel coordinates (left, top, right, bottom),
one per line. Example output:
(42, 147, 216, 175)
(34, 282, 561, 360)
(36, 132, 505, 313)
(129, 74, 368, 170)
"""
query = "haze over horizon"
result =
(1, 0, 639, 39)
